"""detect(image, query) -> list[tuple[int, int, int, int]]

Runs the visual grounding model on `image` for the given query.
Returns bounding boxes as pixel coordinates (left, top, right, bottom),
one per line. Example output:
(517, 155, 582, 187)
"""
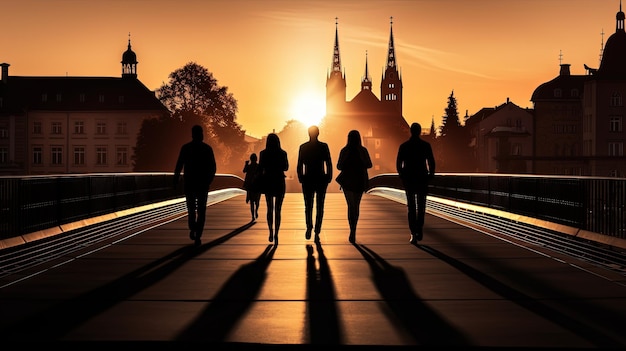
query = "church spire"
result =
(381, 16, 403, 115)
(326, 17, 346, 115)
(617, 0, 625, 32)
(361, 50, 372, 91)
(331, 17, 342, 74)
(386, 16, 397, 69)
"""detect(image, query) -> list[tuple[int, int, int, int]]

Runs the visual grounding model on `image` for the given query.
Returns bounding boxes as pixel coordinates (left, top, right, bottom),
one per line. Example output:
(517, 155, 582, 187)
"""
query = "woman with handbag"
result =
(336, 130, 372, 243)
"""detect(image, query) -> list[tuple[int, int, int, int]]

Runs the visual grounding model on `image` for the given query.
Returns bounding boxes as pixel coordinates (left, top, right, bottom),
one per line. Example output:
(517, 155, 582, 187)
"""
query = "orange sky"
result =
(1, 0, 620, 138)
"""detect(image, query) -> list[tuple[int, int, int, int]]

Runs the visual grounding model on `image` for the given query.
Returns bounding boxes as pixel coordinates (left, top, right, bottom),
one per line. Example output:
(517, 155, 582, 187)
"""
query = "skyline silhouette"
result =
(1, 0, 619, 138)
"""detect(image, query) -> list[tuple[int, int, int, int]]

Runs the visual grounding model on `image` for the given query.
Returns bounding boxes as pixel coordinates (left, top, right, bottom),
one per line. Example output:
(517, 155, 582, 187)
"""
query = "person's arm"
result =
(173, 146, 185, 187)
(336, 148, 346, 171)
(296, 145, 304, 182)
(283, 151, 289, 172)
(208, 147, 217, 184)
(426, 144, 436, 178)
(324, 144, 332, 182)
(362, 147, 373, 169)
(396, 145, 404, 175)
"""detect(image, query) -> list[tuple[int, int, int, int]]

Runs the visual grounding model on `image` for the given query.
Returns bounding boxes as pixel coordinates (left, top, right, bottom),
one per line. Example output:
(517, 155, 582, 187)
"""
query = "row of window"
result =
(40, 93, 125, 104)
(28, 145, 130, 166)
(32, 121, 128, 135)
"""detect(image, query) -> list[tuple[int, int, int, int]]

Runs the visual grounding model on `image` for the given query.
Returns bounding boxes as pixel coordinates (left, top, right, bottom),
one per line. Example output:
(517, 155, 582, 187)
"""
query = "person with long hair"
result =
(243, 153, 261, 222)
(336, 130, 372, 243)
(258, 133, 289, 245)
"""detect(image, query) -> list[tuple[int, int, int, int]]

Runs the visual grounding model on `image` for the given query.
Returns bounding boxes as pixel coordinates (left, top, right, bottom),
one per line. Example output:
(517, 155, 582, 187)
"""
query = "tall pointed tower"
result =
(121, 33, 138, 79)
(326, 18, 346, 115)
(380, 17, 403, 115)
(361, 51, 372, 91)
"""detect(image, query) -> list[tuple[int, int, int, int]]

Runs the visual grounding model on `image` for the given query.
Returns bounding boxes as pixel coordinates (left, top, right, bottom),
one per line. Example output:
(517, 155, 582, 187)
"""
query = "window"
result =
(74, 121, 85, 134)
(611, 91, 623, 107)
(0, 128, 7, 139)
(33, 122, 42, 134)
(79, 93, 85, 103)
(609, 116, 623, 132)
(96, 146, 107, 165)
(116, 122, 127, 135)
(554, 88, 562, 98)
(0, 147, 7, 164)
(99, 94, 105, 103)
(41, 93, 47, 102)
(116, 146, 128, 165)
(51, 122, 62, 135)
(56, 93, 62, 102)
(73, 146, 85, 165)
(571, 89, 579, 98)
(118, 95, 124, 103)
(51, 146, 63, 165)
(512, 143, 522, 156)
(608, 142, 624, 156)
(96, 122, 107, 135)
(33, 146, 42, 164)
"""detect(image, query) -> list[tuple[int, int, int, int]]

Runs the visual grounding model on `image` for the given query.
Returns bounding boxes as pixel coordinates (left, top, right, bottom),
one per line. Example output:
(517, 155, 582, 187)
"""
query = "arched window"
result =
(610, 91, 623, 107)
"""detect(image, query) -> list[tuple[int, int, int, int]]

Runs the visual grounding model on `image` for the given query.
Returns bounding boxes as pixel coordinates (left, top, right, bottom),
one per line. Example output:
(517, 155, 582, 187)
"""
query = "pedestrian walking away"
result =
(258, 133, 289, 245)
(174, 125, 217, 246)
(396, 122, 435, 245)
(243, 153, 262, 222)
(297, 125, 332, 241)
(336, 130, 372, 243)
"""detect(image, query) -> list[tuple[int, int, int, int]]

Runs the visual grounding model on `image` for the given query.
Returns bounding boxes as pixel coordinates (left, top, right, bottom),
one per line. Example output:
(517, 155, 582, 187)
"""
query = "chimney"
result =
(559, 63, 571, 76)
(1, 63, 9, 83)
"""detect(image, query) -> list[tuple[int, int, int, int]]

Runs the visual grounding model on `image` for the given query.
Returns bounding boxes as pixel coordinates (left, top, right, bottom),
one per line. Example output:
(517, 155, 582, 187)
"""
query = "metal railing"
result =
(0, 173, 243, 239)
(368, 173, 626, 240)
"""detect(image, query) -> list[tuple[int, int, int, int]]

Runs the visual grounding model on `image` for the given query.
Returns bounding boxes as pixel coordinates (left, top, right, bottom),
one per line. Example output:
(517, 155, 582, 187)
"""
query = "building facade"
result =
(465, 99, 534, 173)
(532, 5, 626, 177)
(0, 38, 168, 175)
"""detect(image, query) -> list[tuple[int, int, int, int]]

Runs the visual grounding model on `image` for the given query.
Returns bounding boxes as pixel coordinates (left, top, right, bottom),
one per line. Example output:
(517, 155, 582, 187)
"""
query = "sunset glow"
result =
(290, 92, 326, 128)
(1, 0, 620, 138)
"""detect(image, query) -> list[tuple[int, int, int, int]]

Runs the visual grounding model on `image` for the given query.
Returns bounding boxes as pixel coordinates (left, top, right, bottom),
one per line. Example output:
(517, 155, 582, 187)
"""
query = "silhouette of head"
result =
(308, 125, 320, 140)
(266, 133, 281, 150)
(191, 125, 204, 142)
(410, 122, 422, 138)
(250, 153, 257, 162)
(347, 129, 362, 147)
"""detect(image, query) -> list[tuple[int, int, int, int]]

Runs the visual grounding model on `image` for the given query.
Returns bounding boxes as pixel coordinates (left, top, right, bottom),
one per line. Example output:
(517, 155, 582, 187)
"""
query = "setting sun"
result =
(290, 92, 326, 128)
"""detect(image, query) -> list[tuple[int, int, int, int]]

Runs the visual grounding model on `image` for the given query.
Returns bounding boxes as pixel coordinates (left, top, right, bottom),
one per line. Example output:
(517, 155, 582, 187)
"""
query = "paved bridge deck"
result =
(1, 192, 626, 349)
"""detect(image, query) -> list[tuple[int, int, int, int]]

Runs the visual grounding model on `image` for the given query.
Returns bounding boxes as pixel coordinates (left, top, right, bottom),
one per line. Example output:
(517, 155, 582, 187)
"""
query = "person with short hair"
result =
(396, 122, 436, 244)
(174, 125, 217, 246)
(297, 125, 332, 241)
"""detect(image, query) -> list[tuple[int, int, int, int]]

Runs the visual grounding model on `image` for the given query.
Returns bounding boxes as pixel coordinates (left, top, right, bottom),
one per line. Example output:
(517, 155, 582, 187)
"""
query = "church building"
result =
(321, 18, 410, 175)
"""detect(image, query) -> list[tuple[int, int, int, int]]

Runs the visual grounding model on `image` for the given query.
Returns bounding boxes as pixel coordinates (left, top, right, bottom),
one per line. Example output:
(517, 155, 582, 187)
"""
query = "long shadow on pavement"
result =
(0, 221, 256, 341)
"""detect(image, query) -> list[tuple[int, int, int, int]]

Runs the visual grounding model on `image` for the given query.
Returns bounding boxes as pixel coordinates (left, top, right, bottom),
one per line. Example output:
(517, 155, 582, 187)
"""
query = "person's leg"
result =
(405, 190, 418, 243)
(265, 195, 274, 242)
(249, 193, 255, 221)
(416, 185, 428, 240)
(274, 194, 284, 245)
(185, 193, 197, 240)
(314, 184, 328, 234)
(195, 190, 208, 240)
(302, 183, 314, 238)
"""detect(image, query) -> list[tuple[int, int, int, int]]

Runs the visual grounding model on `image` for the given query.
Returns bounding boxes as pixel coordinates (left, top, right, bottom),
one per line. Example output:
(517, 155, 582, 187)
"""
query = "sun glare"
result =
(290, 92, 326, 128)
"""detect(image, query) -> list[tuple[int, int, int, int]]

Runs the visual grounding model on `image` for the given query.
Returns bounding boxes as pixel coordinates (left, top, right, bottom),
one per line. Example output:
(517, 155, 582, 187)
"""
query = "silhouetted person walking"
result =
(336, 130, 372, 243)
(243, 153, 261, 222)
(297, 125, 332, 241)
(174, 125, 217, 246)
(258, 133, 289, 245)
(396, 122, 435, 244)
